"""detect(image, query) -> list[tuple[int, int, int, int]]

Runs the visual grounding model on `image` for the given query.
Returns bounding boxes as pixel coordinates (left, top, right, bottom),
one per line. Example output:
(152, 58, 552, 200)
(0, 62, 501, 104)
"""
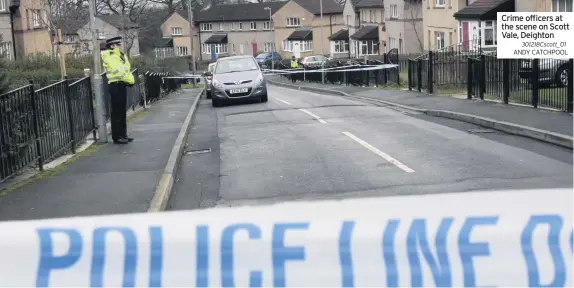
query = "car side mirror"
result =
(205, 71, 213, 77)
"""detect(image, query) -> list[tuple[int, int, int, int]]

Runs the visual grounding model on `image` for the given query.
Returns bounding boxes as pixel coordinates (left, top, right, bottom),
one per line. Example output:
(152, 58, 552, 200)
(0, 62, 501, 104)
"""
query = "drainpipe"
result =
(9, 9, 17, 60)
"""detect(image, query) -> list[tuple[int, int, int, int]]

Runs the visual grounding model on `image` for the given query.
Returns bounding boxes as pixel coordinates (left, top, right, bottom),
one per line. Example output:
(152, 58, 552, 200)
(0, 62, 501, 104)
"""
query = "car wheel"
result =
(212, 98, 221, 107)
(261, 94, 268, 102)
(555, 65, 568, 88)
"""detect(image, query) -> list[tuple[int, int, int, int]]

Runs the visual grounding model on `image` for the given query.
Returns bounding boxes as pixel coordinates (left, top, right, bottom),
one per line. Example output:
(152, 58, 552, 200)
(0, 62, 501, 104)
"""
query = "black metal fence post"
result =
(64, 77, 76, 153)
(503, 59, 510, 104)
(29, 80, 43, 172)
(428, 51, 434, 94)
(408, 60, 412, 91)
(479, 54, 486, 100)
(417, 58, 422, 92)
(531, 58, 540, 108)
(467, 58, 473, 100)
(568, 59, 573, 113)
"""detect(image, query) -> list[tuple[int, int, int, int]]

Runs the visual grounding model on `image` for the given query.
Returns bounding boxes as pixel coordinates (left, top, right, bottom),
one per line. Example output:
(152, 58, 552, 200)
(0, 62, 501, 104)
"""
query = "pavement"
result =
(169, 85, 572, 209)
(0, 89, 201, 221)
(266, 75, 573, 138)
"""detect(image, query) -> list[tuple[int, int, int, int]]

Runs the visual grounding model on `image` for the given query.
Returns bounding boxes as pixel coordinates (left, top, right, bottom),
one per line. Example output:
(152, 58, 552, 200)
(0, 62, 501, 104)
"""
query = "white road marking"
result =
(342, 132, 415, 173)
(299, 109, 327, 124)
(275, 98, 292, 105)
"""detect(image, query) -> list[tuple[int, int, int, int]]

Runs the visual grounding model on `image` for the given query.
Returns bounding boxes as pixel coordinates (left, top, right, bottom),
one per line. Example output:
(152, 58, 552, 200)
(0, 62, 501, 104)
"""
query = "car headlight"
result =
(255, 73, 264, 85)
(212, 79, 223, 89)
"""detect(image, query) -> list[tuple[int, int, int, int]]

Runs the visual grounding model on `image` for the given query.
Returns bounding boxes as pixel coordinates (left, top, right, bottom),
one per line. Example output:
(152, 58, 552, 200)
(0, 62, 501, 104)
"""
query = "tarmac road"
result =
(168, 85, 573, 210)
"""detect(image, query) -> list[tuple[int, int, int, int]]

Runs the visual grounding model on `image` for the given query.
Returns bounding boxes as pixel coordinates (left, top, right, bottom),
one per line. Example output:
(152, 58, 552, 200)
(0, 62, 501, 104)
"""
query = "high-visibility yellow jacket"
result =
(291, 60, 299, 68)
(102, 48, 135, 85)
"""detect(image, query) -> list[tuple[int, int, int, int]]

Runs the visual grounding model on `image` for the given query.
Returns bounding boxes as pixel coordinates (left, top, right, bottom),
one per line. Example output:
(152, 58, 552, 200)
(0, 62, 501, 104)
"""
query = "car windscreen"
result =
(208, 65, 215, 72)
(215, 58, 259, 74)
(255, 53, 269, 59)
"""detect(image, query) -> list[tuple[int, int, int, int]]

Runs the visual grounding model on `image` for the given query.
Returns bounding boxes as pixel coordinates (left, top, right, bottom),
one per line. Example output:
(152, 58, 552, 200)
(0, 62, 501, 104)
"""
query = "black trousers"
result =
(291, 73, 297, 83)
(108, 82, 127, 140)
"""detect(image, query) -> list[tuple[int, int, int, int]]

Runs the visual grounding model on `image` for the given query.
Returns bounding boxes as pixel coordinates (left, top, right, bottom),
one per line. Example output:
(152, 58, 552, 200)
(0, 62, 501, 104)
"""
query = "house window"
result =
(176, 46, 188, 56)
(388, 37, 396, 50)
(483, 20, 496, 46)
(238, 22, 243, 30)
(33, 10, 40, 27)
(0, 41, 12, 60)
(263, 21, 273, 30)
(333, 40, 348, 53)
(232, 43, 236, 54)
(286, 17, 300, 27)
(399, 38, 403, 54)
(218, 23, 224, 31)
(390, 5, 398, 18)
(201, 43, 228, 54)
(359, 40, 379, 55)
(250, 22, 257, 30)
(64, 35, 74, 43)
(346, 15, 351, 26)
(435, 0, 445, 7)
(201, 23, 212, 31)
(370, 10, 376, 22)
(301, 40, 312, 51)
(553, 0, 573, 11)
(435, 31, 445, 49)
(0, 0, 6, 12)
(98, 31, 105, 39)
(231, 23, 235, 30)
(171, 27, 183, 36)
(264, 42, 274, 52)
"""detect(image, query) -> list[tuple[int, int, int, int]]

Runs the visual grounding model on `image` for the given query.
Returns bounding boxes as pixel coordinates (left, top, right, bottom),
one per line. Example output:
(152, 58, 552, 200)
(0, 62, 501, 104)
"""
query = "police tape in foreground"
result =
(263, 64, 399, 76)
(0, 188, 571, 287)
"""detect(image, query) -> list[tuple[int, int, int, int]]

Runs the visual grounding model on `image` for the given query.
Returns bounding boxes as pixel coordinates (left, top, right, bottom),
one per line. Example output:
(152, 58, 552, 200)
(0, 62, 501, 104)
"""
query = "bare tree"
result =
(404, 0, 423, 53)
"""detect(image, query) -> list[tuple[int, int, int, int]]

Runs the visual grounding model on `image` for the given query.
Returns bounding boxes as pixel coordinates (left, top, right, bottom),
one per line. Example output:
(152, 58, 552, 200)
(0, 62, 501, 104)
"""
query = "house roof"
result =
(453, 0, 514, 20)
(350, 0, 385, 9)
(157, 38, 173, 48)
(287, 29, 313, 41)
(329, 28, 349, 41)
(204, 34, 228, 44)
(292, 0, 344, 15)
(350, 25, 378, 40)
(189, 1, 287, 22)
(97, 14, 139, 29)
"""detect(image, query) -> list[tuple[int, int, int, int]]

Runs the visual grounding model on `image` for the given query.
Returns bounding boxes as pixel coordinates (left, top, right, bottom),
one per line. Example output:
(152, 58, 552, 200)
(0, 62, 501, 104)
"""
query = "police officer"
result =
(290, 56, 299, 83)
(102, 36, 134, 144)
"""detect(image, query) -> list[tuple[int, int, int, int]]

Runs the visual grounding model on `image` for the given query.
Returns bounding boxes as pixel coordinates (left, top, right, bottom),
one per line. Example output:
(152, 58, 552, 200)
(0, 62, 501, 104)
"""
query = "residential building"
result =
(384, 0, 423, 54)
(56, 14, 140, 57)
(515, 0, 572, 11)
(0, 0, 14, 59)
(453, 0, 515, 51)
(194, 2, 287, 61)
(272, 0, 345, 59)
(423, 0, 475, 51)
(157, 9, 201, 59)
(1, 0, 52, 60)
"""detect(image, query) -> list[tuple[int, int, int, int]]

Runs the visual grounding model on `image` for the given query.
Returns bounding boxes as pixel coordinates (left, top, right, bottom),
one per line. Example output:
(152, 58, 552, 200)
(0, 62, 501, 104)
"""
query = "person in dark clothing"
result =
(290, 56, 299, 83)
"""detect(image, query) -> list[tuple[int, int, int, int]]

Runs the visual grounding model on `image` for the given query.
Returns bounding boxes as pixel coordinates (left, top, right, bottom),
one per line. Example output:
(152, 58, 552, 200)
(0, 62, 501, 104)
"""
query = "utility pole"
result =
(264, 6, 273, 72)
(187, 0, 197, 87)
(320, 0, 324, 84)
(89, 0, 107, 142)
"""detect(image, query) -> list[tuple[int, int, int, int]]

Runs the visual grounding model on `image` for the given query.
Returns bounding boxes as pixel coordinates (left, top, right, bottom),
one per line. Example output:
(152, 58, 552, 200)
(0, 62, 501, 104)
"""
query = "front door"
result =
(462, 22, 469, 50)
(252, 43, 257, 56)
(293, 42, 301, 58)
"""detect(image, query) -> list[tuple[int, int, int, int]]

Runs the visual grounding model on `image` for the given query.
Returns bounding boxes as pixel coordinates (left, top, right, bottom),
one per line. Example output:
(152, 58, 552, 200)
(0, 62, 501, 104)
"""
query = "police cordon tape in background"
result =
(0, 188, 571, 287)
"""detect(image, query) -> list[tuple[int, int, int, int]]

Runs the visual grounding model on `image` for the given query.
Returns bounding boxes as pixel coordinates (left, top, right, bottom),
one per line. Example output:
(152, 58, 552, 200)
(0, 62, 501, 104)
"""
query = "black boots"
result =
(113, 137, 134, 144)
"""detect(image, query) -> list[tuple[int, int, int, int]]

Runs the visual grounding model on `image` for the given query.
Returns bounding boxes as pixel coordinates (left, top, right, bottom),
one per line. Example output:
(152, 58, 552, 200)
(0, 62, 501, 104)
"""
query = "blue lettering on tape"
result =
(149, 227, 163, 287)
(458, 216, 498, 287)
(383, 219, 400, 287)
(272, 223, 309, 287)
(90, 227, 138, 287)
(521, 215, 566, 287)
(36, 228, 83, 287)
(221, 224, 263, 287)
(196, 225, 209, 287)
(407, 218, 453, 287)
(339, 221, 355, 287)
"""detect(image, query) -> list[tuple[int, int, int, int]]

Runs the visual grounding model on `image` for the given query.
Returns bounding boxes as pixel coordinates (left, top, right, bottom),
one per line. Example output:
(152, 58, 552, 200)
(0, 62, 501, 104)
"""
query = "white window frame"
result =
(264, 42, 274, 52)
(482, 20, 496, 47)
(250, 21, 257, 30)
(435, 31, 445, 49)
(200, 23, 212, 31)
(98, 31, 105, 39)
(0, 41, 12, 60)
(33, 10, 40, 27)
(370, 10, 376, 23)
(0, 0, 6, 12)
(176, 46, 188, 56)
(552, 0, 573, 12)
(231, 22, 235, 30)
(359, 40, 378, 56)
(390, 5, 398, 18)
(201, 43, 228, 54)
(171, 27, 183, 36)
(333, 40, 348, 53)
(286, 17, 301, 27)
(263, 21, 273, 30)
(218, 23, 224, 31)
(238, 22, 243, 30)
(435, 0, 445, 7)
